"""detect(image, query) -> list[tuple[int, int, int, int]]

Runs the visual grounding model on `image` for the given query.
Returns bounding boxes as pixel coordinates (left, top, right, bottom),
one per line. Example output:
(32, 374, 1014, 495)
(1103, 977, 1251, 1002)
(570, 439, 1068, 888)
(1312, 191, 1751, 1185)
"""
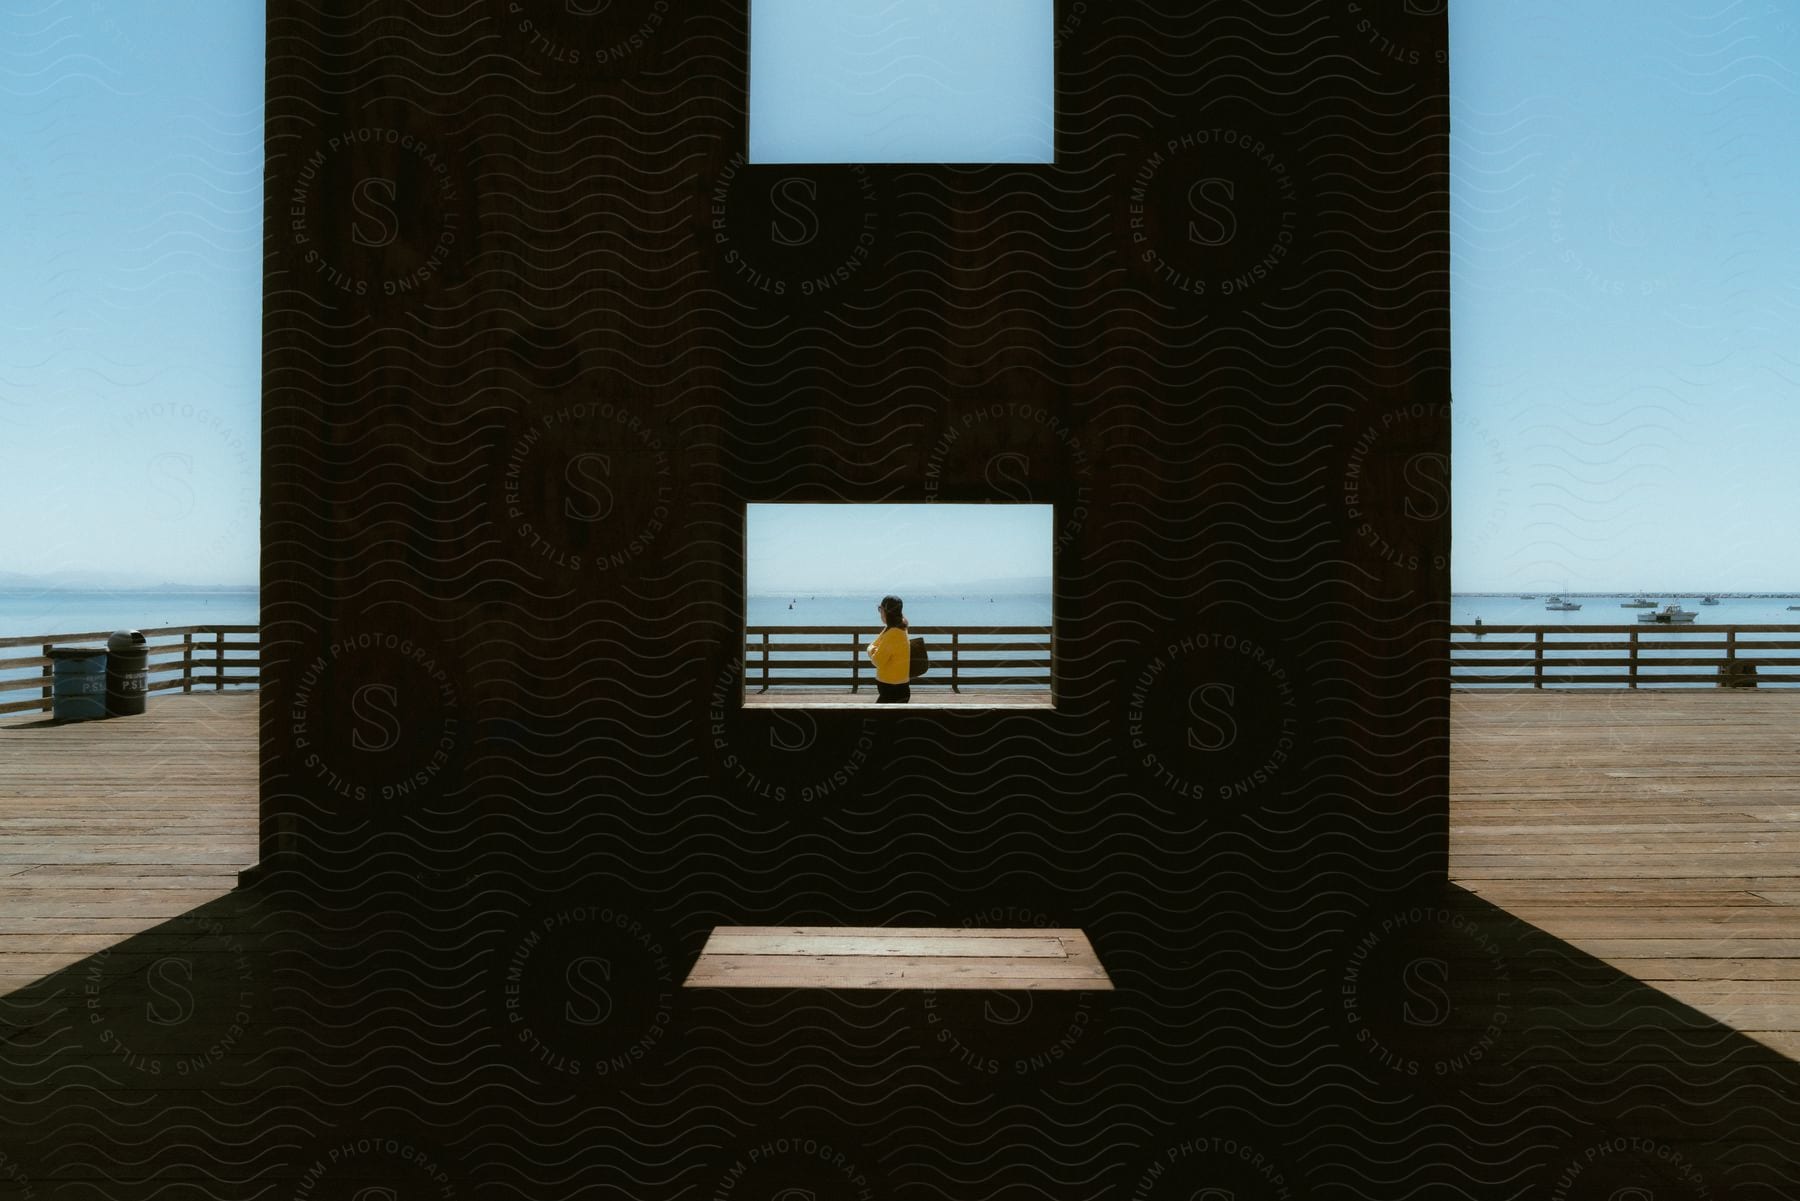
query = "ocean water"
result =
(1452, 593, 1800, 627)
(1452, 593, 1800, 689)
(0, 590, 260, 641)
(0, 590, 260, 709)
(747, 593, 1051, 629)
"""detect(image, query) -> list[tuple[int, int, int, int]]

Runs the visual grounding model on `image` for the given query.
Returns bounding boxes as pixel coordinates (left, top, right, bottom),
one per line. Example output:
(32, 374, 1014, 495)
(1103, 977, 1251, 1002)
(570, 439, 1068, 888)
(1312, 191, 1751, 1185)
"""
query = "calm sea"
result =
(1452, 594, 1800, 626)
(747, 593, 1051, 629)
(0, 590, 260, 641)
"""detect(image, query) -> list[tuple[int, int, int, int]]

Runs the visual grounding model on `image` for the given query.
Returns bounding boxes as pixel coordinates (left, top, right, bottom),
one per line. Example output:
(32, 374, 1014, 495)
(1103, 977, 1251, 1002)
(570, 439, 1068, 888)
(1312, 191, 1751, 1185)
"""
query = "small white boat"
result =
(1544, 596, 1582, 611)
(1636, 604, 1697, 624)
(1700, 596, 1720, 605)
(1620, 597, 1658, 608)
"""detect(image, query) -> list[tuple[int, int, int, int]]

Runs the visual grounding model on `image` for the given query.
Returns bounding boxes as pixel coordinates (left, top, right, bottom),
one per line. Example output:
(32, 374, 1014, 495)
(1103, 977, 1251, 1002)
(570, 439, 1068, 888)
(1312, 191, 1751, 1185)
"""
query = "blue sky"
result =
(4, 4, 1794, 593)
(749, 0, 1054, 164)
(1451, 2, 1800, 591)
(0, 2, 263, 587)
(747, 504, 1052, 593)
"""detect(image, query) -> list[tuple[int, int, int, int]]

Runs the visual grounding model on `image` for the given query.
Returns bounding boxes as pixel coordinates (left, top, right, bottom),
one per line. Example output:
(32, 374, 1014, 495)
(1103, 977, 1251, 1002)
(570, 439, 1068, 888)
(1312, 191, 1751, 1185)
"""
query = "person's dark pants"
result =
(876, 681, 911, 704)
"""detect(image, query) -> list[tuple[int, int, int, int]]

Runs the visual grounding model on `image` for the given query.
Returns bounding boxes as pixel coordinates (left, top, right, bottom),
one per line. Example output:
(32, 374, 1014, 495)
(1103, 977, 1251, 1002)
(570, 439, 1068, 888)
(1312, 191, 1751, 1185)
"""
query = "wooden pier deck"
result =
(0, 691, 258, 993)
(2, 685, 1796, 1061)
(1453, 689, 1800, 1058)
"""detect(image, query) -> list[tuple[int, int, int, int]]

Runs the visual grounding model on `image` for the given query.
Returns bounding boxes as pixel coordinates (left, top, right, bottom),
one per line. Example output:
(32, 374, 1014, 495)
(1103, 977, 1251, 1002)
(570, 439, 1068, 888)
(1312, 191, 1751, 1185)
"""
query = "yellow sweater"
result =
(867, 627, 910, 684)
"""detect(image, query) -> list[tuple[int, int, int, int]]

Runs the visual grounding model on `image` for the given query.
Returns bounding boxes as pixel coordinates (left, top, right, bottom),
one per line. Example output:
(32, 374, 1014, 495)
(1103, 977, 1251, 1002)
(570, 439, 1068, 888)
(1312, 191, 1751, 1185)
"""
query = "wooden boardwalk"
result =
(1453, 689, 1800, 1058)
(0, 692, 258, 993)
(3, 685, 1796, 1056)
(742, 688, 1053, 709)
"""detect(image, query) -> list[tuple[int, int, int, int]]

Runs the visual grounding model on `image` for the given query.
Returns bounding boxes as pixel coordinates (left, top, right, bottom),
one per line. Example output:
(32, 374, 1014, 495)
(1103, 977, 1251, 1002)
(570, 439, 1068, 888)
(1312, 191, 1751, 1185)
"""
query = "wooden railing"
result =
(1451, 624, 1800, 688)
(0, 625, 260, 717)
(745, 625, 1052, 692)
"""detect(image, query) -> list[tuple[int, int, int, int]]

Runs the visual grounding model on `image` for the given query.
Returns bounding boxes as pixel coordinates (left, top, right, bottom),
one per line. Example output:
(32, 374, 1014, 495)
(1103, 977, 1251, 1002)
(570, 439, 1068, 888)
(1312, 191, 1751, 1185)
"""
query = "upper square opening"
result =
(748, 0, 1055, 165)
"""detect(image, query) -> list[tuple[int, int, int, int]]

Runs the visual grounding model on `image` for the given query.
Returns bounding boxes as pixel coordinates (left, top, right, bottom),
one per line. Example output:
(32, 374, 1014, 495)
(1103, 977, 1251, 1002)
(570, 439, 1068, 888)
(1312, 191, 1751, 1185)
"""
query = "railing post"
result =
(1726, 628, 1736, 661)
(1628, 628, 1638, 689)
(760, 631, 770, 694)
(183, 633, 194, 693)
(850, 632, 860, 694)
(951, 631, 960, 693)
(1533, 629, 1544, 689)
(40, 642, 52, 713)
(215, 629, 225, 691)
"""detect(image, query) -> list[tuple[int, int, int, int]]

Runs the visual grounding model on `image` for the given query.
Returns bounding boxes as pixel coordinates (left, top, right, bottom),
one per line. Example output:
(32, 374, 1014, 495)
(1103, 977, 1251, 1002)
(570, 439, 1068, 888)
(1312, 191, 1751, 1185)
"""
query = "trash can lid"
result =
(47, 645, 108, 660)
(108, 629, 147, 651)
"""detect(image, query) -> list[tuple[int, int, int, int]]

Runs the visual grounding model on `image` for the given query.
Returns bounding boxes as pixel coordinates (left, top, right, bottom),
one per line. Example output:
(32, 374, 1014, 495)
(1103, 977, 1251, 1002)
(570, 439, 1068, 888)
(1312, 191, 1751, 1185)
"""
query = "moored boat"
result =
(1636, 604, 1697, 624)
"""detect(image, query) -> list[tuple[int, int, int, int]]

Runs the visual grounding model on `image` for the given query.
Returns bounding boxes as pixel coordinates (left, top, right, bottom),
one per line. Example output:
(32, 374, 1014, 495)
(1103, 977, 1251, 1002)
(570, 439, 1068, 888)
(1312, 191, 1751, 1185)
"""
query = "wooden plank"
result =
(686, 958, 1108, 989)
(1464, 890, 1773, 907)
(690, 955, 1102, 980)
(685, 926, 1112, 990)
(704, 925, 1082, 940)
(1526, 939, 1800, 958)
(703, 934, 1067, 958)
(1056, 935, 1108, 977)
(1597, 959, 1800, 981)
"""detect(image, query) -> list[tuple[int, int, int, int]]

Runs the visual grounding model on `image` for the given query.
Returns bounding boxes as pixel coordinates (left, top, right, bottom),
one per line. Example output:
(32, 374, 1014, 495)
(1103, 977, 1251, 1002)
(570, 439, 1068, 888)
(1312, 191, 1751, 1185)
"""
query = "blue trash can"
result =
(48, 646, 109, 722)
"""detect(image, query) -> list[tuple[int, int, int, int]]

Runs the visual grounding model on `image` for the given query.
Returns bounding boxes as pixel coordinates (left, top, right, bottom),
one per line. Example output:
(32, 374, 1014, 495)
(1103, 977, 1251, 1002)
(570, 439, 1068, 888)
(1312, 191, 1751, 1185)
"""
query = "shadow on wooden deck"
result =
(0, 691, 257, 993)
(2, 690, 1799, 1191)
(0, 879, 1796, 1192)
(1453, 690, 1800, 1059)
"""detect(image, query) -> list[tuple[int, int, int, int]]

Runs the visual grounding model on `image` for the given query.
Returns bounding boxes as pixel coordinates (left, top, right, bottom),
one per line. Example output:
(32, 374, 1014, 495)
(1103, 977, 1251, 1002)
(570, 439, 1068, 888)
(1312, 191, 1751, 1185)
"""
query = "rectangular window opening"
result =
(748, 0, 1056, 165)
(743, 503, 1055, 709)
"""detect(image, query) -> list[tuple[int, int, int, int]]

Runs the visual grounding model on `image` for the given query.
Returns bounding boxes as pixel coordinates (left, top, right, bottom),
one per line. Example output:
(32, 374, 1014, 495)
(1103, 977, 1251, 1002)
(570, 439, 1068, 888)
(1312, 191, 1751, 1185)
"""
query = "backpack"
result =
(908, 636, 930, 680)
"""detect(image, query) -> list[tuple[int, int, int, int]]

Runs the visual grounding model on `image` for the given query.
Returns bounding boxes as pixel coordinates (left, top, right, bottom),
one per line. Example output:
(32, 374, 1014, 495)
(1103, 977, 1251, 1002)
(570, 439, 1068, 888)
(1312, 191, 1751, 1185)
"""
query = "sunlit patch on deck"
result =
(683, 926, 1112, 990)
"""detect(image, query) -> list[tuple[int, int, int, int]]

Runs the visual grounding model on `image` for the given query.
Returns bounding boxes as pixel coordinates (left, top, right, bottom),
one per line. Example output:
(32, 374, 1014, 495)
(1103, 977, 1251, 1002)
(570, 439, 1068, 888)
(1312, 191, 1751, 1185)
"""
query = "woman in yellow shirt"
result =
(866, 595, 911, 703)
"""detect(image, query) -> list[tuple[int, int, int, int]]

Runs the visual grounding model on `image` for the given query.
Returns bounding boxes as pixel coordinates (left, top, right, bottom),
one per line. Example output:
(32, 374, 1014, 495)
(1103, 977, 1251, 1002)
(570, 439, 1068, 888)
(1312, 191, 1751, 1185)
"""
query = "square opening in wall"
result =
(749, 0, 1055, 165)
(744, 503, 1055, 709)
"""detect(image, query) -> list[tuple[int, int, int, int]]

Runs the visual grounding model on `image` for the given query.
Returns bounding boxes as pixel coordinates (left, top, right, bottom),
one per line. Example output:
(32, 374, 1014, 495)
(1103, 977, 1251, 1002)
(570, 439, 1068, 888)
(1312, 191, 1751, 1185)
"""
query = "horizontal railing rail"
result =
(1451, 623, 1800, 688)
(0, 624, 260, 717)
(745, 625, 1052, 693)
